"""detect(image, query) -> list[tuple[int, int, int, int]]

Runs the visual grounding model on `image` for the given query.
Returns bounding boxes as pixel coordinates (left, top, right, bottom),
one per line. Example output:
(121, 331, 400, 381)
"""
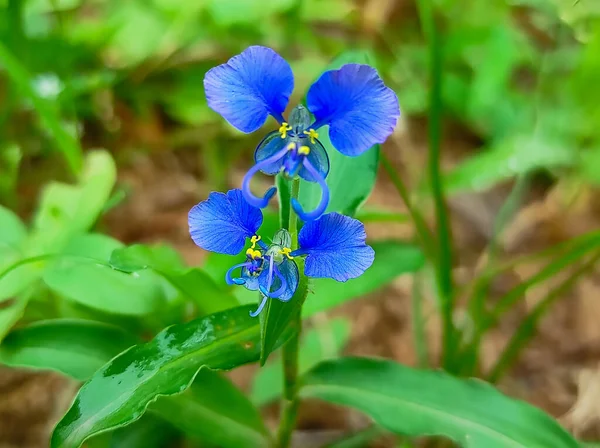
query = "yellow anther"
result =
(279, 122, 292, 139)
(298, 145, 310, 155)
(287, 142, 296, 151)
(250, 235, 261, 249)
(303, 128, 319, 144)
(246, 248, 262, 259)
(279, 247, 294, 260)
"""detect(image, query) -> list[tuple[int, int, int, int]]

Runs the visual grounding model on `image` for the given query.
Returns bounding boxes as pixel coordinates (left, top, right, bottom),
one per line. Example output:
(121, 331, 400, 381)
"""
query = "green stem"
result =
(289, 178, 300, 248)
(460, 175, 529, 375)
(276, 177, 302, 448)
(416, 0, 455, 370)
(381, 155, 434, 259)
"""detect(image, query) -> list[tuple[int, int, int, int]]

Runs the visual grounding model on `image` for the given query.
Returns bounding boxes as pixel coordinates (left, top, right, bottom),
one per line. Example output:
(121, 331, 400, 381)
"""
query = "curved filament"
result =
(225, 262, 251, 285)
(242, 147, 288, 208)
(271, 264, 289, 301)
(249, 295, 268, 317)
(260, 264, 288, 300)
(291, 158, 330, 221)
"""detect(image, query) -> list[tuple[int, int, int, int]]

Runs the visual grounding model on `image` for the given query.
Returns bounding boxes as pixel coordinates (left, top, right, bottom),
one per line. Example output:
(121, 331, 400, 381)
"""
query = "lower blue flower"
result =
(189, 189, 374, 316)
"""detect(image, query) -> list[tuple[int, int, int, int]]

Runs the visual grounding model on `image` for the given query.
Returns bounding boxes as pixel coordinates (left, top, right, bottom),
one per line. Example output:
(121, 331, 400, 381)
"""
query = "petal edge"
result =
(306, 64, 400, 156)
(188, 189, 263, 255)
(204, 46, 294, 133)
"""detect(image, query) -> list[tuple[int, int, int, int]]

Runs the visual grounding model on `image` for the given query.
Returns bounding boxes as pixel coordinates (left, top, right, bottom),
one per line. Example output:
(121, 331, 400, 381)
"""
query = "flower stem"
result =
(276, 177, 302, 448)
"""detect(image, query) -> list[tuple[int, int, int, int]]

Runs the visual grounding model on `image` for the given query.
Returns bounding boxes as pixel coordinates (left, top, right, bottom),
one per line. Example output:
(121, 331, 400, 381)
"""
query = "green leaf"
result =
(444, 135, 576, 193)
(152, 369, 269, 447)
(259, 257, 307, 365)
(64, 233, 124, 260)
(30, 150, 116, 253)
(51, 305, 292, 448)
(300, 357, 578, 448)
(109, 244, 180, 273)
(297, 50, 380, 217)
(74, 151, 117, 231)
(0, 319, 138, 381)
(0, 293, 31, 341)
(43, 258, 166, 316)
(0, 206, 28, 300)
(303, 241, 425, 317)
(104, 415, 179, 448)
(110, 244, 239, 314)
(0, 205, 27, 250)
(164, 269, 239, 314)
(251, 317, 351, 405)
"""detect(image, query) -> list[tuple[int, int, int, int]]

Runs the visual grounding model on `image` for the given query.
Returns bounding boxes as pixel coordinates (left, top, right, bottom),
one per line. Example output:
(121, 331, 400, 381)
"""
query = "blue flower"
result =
(204, 46, 400, 221)
(189, 189, 375, 316)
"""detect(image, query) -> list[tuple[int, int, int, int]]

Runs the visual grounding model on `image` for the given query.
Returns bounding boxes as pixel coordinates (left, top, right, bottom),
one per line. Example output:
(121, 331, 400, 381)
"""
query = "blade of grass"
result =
(416, 0, 455, 369)
(380, 155, 434, 258)
(460, 175, 530, 375)
(0, 42, 83, 175)
(488, 251, 600, 383)
(458, 230, 600, 376)
(486, 239, 600, 326)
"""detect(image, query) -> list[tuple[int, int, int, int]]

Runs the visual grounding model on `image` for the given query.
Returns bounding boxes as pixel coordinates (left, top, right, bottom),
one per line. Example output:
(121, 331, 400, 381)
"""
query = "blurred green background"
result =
(2, 0, 600, 210)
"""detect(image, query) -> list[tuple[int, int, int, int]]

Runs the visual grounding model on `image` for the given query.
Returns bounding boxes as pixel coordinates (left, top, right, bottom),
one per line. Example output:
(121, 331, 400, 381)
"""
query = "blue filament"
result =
(291, 158, 330, 221)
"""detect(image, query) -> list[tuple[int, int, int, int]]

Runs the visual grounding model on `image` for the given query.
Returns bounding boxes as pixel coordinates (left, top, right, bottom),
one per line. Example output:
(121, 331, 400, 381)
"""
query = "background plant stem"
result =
(415, 0, 455, 370)
(276, 177, 302, 448)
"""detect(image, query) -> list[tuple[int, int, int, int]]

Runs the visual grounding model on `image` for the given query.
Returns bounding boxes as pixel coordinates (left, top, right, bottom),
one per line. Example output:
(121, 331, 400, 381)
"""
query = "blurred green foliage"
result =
(1, 0, 599, 203)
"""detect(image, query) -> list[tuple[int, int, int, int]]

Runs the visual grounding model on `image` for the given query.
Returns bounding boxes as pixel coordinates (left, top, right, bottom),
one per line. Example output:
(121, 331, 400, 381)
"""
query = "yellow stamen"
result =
(287, 142, 296, 151)
(246, 248, 262, 259)
(250, 235, 261, 249)
(298, 145, 310, 155)
(279, 122, 292, 139)
(303, 128, 319, 144)
(279, 247, 294, 260)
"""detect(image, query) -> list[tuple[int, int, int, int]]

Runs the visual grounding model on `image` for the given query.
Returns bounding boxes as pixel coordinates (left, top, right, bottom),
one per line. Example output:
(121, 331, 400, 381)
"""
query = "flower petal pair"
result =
(188, 189, 374, 283)
(204, 46, 400, 157)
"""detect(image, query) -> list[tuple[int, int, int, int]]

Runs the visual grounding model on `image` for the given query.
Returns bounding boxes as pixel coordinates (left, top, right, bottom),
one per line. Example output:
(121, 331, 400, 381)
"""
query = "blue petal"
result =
(188, 189, 262, 255)
(297, 213, 374, 281)
(306, 64, 400, 156)
(204, 46, 294, 133)
(254, 131, 288, 175)
(275, 258, 299, 301)
(298, 138, 330, 182)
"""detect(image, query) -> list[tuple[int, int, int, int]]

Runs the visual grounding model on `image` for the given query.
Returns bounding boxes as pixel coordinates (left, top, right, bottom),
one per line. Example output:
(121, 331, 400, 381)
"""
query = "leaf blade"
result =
(51, 305, 289, 448)
(0, 319, 138, 381)
(300, 358, 578, 448)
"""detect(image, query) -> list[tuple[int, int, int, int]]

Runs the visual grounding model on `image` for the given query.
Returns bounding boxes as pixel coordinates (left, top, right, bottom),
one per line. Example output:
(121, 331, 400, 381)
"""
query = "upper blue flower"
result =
(189, 189, 375, 316)
(204, 46, 400, 221)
